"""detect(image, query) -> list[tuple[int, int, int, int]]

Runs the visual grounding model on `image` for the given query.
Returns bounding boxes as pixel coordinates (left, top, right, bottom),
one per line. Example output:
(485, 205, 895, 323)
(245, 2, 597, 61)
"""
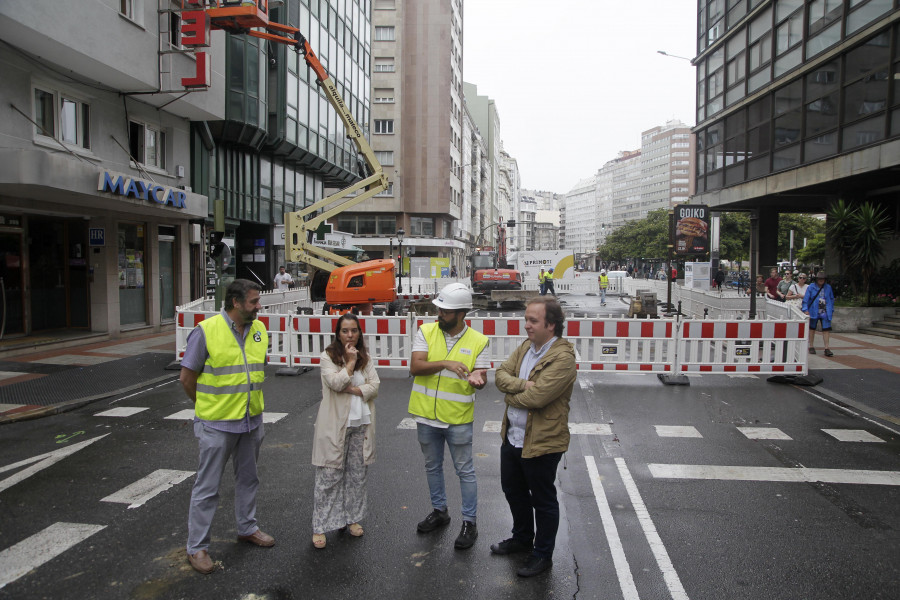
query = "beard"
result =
(438, 317, 456, 332)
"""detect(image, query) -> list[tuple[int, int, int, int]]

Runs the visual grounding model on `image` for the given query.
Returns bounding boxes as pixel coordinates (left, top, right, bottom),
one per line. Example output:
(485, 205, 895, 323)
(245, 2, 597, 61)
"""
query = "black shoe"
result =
(454, 521, 477, 549)
(417, 508, 451, 533)
(490, 537, 534, 555)
(517, 555, 553, 577)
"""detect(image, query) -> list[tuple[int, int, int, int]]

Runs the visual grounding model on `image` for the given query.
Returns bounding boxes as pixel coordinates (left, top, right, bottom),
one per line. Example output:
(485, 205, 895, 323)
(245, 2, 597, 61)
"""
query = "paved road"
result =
(2, 360, 899, 599)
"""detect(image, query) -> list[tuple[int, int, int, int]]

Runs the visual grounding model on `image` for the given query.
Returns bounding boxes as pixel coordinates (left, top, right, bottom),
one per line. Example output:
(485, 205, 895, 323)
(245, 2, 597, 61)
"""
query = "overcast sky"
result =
(463, 0, 698, 194)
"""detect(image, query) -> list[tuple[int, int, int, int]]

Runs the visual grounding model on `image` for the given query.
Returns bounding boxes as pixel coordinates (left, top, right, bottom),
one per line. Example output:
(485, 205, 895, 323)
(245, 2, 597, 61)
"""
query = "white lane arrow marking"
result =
(0, 434, 110, 494)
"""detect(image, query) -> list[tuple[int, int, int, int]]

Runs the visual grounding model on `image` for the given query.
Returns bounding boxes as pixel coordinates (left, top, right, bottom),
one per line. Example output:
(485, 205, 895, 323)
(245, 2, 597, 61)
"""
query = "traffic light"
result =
(506, 219, 516, 227)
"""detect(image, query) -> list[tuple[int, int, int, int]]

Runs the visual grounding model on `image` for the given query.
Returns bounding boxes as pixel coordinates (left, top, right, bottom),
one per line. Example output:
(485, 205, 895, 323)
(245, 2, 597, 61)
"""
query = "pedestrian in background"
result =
(764, 268, 781, 300)
(311, 313, 380, 549)
(544, 268, 557, 297)
(802, 271, 835, 357)
(408, 283, 489, 550)
(755, 274, 766, 296)
(492, 297, 576, 577)
(598, 269, 608, 306)
(777, 270, 794, 302)
(714, 267, 725, 293)
(273, 266, 293, 290)
(786, 272, 808, 309)
(179, 279, 274, 575)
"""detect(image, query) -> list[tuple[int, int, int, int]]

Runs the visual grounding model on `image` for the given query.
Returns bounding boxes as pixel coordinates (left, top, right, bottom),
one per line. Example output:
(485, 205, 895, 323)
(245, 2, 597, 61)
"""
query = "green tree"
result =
(778, 214, 826, 260)
(718, 212, 750, 268)
(596, 209, 668, 262)
(827, 200, 892, 303)
(796, 232, 825, 266)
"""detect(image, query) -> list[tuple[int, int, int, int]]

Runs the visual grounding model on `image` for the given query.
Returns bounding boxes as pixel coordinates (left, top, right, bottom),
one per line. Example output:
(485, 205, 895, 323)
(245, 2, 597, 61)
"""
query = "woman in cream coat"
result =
(312, 313, 379, 548)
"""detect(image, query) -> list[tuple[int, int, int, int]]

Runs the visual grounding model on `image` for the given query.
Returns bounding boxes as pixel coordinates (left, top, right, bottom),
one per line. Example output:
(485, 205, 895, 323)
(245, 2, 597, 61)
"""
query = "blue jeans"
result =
(600, 287, 606, 304)
(416, 422, 477, 521)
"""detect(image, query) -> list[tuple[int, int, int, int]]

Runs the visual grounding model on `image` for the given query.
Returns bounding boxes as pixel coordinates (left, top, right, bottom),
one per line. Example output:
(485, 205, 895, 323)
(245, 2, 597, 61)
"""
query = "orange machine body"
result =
(325, 259, 396, 308)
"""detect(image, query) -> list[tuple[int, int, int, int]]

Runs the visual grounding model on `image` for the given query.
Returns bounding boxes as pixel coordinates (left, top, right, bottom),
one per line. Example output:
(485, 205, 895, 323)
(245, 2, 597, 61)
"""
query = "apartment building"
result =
(639, 120, 696, 215)
(0, 0, 222, 338)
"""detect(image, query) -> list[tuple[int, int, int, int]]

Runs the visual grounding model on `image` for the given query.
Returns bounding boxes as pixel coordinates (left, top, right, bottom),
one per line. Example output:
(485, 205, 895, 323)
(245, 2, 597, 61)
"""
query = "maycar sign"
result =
(98, 171, 187, 209)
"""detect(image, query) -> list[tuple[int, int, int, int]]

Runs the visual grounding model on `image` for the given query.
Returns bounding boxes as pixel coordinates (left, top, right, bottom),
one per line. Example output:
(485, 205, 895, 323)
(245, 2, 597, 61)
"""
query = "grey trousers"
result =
(186, 421, 265, 555)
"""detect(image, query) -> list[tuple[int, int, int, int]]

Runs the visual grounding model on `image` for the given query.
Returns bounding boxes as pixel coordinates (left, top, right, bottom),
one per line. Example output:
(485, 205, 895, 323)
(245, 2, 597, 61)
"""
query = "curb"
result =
(0, 373, 179, 425)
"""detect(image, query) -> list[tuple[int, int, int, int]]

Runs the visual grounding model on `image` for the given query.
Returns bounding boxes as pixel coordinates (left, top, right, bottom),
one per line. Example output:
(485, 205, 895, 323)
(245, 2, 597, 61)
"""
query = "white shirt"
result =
(274, 272, 293, 290)
(412, 324, 491, 429)
(346, 370, 372, 427)
(506, 337, 557, 448)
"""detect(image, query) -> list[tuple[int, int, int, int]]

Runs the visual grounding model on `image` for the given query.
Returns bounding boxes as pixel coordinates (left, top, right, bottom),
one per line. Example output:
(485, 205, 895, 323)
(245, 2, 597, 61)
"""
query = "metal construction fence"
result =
(174, 310, 807, 378)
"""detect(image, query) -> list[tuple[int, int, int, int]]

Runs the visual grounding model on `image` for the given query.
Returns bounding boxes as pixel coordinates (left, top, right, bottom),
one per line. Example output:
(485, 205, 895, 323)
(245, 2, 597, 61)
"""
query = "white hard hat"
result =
(601, 269, 606, 274)
(433, 282, 473, 310)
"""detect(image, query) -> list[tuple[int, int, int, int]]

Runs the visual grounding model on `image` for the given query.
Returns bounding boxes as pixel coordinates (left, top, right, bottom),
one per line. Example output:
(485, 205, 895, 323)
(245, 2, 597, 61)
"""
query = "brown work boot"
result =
(188, 549, 215, 574)
(237, 529, 275, 547)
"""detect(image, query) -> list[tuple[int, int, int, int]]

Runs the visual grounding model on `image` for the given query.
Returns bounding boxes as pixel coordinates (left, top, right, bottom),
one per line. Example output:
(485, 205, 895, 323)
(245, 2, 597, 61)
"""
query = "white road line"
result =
(101, 469, 194, 509)
(397, 417, 416, 430)
(585, 456, 639, 600)
(483, 420, 502, 433)
(94, 406, 149, 418)
(654, 425, 703, 438)
(483, 421, 612, 435)
(737, 427, 793, 440)
(0, 435, 110, 494)
(0, 522, 106, 589)
(647, 464, 900, 486)
(799, 388, 900, 436)
(262, 412, 288, 424)
(164, 409, 195, 420)
(616, 458, 690, 600)
(821, 429, 885, 443)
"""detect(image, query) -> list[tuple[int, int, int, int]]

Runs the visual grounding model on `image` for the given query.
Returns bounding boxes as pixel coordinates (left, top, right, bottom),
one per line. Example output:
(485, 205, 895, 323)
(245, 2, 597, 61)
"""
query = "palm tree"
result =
(827, 200, 891, 303)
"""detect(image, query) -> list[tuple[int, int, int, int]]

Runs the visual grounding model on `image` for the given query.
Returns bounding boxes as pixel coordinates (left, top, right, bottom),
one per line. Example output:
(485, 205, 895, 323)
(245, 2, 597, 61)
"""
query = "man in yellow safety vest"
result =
(179, 279, 274, 574)
(538, 268, 547, 295)
(598, 269, 609, 306)
(408, 282, 490, 550)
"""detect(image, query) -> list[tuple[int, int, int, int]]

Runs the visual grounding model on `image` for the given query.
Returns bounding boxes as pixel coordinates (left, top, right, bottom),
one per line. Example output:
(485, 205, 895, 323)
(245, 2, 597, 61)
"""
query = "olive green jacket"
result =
(495, 337, 576, 458)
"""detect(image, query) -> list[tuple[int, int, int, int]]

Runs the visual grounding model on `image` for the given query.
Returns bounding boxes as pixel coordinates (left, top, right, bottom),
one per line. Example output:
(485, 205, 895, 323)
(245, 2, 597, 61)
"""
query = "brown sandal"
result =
(312, 533, 326, 549)
(347, 523, 364, 537)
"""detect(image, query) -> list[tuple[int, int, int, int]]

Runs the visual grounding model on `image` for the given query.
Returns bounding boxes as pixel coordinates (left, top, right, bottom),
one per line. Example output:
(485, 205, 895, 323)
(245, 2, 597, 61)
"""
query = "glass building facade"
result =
(192, 0, 372, 276)
(694, 0, 899, 194)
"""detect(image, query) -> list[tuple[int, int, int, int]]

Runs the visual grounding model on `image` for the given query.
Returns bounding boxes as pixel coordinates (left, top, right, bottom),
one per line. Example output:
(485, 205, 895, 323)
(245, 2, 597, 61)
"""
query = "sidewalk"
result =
(1, 330, 898, 428)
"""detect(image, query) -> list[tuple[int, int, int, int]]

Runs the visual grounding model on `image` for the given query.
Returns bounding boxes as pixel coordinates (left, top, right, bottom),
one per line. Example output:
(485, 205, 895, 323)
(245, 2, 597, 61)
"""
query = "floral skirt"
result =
(312, 425, 368, 534)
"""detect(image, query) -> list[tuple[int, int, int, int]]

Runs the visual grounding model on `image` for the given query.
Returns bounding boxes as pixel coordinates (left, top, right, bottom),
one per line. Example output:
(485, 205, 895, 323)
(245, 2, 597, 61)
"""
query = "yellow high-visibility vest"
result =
(409, 323, 488, 424)
(195, 314, 267, 421)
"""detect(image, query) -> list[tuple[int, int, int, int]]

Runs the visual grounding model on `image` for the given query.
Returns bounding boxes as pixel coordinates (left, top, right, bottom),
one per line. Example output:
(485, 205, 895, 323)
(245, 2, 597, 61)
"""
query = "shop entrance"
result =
(29, 218, 90, 331)
(0, 230, 25, 336)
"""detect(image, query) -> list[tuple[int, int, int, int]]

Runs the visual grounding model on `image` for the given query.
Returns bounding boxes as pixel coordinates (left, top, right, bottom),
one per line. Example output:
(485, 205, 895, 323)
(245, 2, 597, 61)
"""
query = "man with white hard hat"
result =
(598, 269, 609, 306)
(408, 282, 490, 550)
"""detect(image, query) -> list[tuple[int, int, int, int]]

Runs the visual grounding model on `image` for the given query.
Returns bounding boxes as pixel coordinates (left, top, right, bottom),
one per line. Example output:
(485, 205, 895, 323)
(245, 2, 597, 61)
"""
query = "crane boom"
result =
(198, 0, 387, 272)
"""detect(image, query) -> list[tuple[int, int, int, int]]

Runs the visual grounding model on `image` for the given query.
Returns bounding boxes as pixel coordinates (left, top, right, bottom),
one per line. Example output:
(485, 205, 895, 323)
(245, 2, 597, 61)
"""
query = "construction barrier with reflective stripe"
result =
(676, 320, 808, 374)
(175, 310, 808, 377)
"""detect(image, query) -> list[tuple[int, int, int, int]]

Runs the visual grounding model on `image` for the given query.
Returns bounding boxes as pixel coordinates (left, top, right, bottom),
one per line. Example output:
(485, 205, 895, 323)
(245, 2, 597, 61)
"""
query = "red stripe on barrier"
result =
(616, 322, 629, 337)
(401, 320, 407, 334)
(178, 313, 184, 327)
(724, 365, 736, 372)
(483, 320, 495, 336)
(312, 358, 321, 364)
(593, 321, 604, 337)
(377, 359, 390, 366)
(615, 364, 628, 370)
(591, 364, 604, 370)
(641, 322, 655, 338)
(507, 321, 520, 335)
(568, 322, 580, 337)
(640, 364, 653, 371)
(798, 323, 805, 338)
(726, 322, 738, 338)
(750, 323, 762, 338)
(194, 314, 205, 326)
(666, 322, 673, 337)
(773, 323, 786, 339)
(699, 365, 712, 372)
(258, 316, 269, 328)
(377, 320, 388, 334)
(773, 365, 784, 371)
(279, 356, 286, 363)
(310, 319, 320, 333)
(702, 322, 714, 339)
(748, 365, 760, 371)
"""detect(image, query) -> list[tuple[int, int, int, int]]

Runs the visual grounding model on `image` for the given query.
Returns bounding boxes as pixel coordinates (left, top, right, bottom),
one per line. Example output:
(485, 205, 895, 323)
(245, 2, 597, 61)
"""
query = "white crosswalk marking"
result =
(164, 409, 195, 420)
(822, 429, 885, 443)
(101, 469, 194, 509)
(737, 427, 792, 440)
(94, 407, 149, 418)
(654, 425, 703, 438)
(648, 464, 900, 485)
(0, 522, 106, 589)
(0, 435, 110, 494)
(483, 421, 501, 433)
(263, 412, 287, 424)
(483, 421, 613, 434)
(397, 418, 416, 429)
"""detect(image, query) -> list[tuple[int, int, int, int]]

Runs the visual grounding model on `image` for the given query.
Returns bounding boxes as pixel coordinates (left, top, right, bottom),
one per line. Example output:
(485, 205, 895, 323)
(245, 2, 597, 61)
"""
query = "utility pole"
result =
(749, 210, 759, 319)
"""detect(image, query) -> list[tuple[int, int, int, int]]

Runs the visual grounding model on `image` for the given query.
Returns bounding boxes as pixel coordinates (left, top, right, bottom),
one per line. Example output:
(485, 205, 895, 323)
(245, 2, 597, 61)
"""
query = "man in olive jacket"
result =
(492, 296, 576, 577)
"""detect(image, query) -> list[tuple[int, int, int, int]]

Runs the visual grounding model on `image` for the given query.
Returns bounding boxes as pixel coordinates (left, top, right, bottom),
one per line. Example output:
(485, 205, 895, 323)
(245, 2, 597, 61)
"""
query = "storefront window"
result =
(118, 223, 147, 326)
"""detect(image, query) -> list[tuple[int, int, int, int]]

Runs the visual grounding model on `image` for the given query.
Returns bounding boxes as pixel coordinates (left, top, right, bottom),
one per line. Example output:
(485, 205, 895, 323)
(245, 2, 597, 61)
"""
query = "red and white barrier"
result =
(257, 315, 291, 365)
(565, 319, 675, 372)
(289, 315, 412, 368)
(676, 320, 807, 374)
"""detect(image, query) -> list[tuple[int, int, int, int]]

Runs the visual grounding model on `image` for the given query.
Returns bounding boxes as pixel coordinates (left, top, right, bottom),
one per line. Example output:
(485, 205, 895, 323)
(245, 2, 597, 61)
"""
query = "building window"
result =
(375, 26, 395, 41)
(374, 119, 394, 134)
(120, 0, 135, 19)
(32, 87, 91, 150)
(375, 182, 394, 196)
(169, 9, 181, 48)
(129, 121, 166, 169)
(410, 217, 434, 236)
(374, 88, 394, 103)
(375, 150, 394, 165)
(374, 58, 395, 72)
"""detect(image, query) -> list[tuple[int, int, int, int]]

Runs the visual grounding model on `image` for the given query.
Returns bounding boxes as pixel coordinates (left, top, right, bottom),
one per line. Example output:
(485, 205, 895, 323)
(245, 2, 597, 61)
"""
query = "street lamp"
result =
(396, 228, 405, 294)
(657, 50, 693, 62)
